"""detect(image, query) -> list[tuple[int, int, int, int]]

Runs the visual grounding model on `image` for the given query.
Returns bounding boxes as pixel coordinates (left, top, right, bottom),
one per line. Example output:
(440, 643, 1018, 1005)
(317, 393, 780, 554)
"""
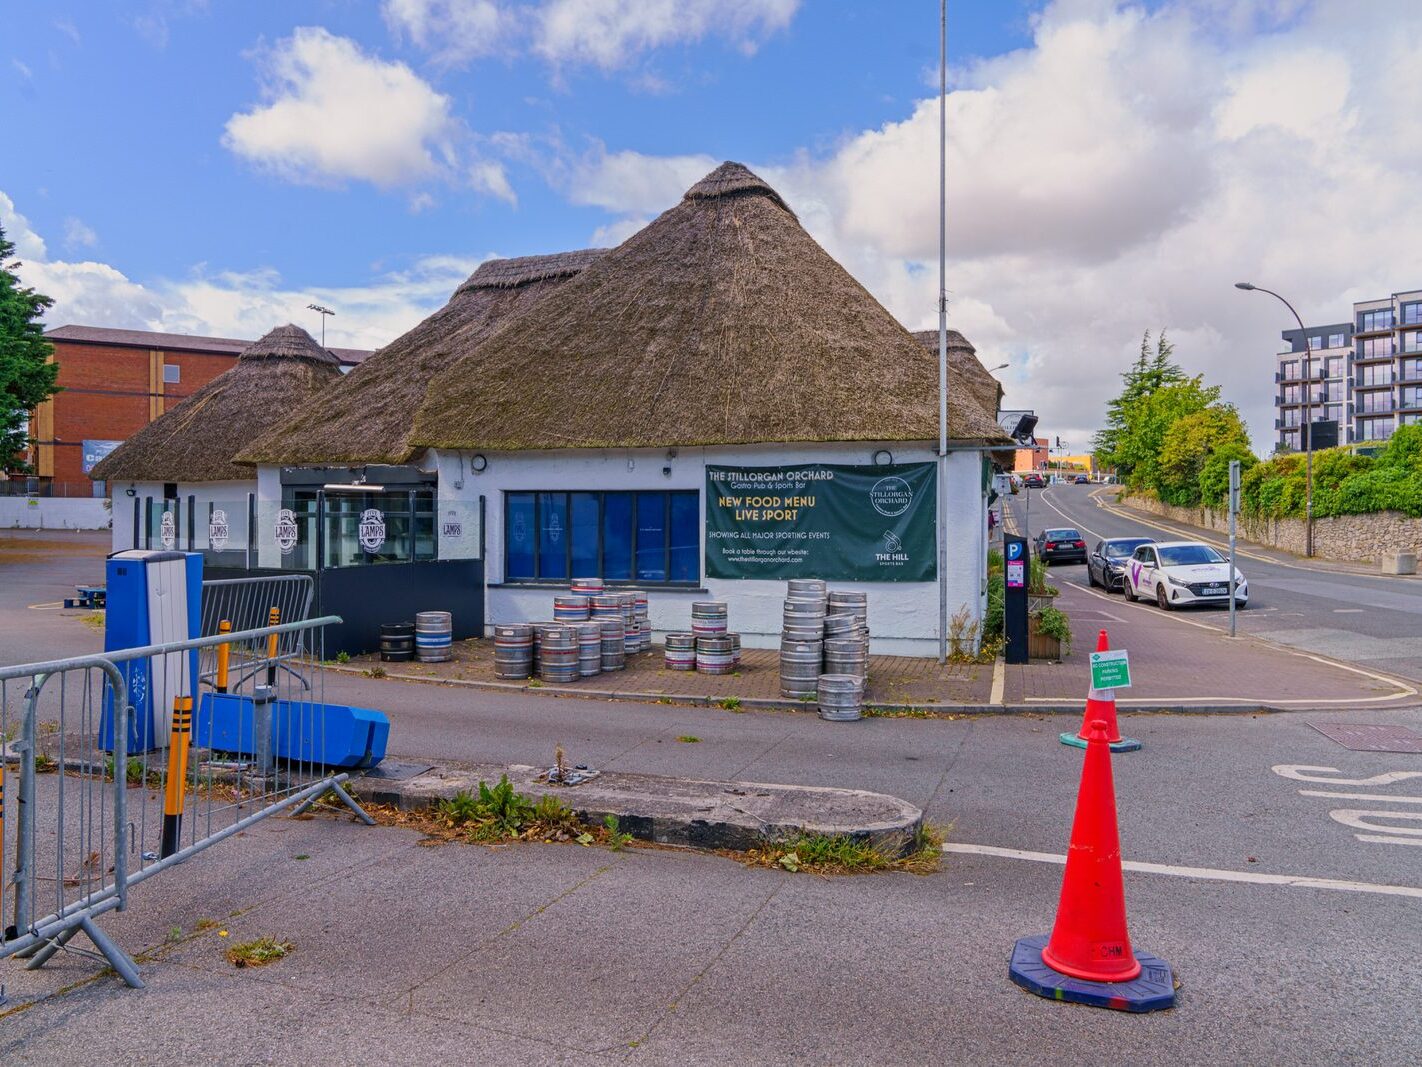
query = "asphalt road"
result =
(4, 530, 1422, 1059)
(1006, 484, 1422, 685)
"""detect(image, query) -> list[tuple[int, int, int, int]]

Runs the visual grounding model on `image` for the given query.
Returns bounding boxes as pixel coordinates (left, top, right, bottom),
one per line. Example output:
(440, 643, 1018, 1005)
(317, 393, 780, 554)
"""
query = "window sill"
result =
(490, 581, 709, 593)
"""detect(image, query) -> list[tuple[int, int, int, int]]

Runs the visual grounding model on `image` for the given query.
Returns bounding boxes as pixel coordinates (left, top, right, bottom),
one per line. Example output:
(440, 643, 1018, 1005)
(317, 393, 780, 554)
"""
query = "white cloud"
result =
(223, 27, 458, 189)
(63, 217, 98, 250)
(534, 0, 800, 69)
(380, 0, 800, 70)
(383, 0, 508, 65)
(468, 159, 517, 205)
(13, 58, 33, 80)
(567, 0, 1422, 453)
(1, 189, 483, 352)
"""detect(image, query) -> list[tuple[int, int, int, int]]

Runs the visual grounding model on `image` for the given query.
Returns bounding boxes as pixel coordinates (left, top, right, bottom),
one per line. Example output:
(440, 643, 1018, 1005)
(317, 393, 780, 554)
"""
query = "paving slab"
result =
(357, 760, 925, 854)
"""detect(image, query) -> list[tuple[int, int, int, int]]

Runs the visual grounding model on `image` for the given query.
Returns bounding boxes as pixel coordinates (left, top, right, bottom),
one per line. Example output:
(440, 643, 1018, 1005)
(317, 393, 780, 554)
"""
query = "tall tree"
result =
(1093, 330, 1184, 477)
(0, 222, 59, 472)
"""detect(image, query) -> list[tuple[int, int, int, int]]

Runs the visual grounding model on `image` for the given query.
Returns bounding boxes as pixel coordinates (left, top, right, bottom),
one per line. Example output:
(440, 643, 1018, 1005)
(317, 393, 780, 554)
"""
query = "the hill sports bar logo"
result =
(208, 509, 229, 551)
(359, 508, 386, 553)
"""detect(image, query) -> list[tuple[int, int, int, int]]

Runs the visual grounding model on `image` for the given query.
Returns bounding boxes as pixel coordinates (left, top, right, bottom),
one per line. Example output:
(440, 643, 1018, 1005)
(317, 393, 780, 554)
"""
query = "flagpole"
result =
(936, 0, 949, 664)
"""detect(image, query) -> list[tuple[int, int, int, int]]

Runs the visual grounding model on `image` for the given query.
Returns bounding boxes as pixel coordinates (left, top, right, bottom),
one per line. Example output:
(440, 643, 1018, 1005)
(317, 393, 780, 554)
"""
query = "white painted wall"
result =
(0, 496, 112, 530)
(108, 480, 256, 555)
(425, 442, 990, 657)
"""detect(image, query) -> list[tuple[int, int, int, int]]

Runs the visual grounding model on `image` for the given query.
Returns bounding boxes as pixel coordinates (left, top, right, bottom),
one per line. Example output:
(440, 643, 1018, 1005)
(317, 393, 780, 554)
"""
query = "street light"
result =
(307, 303, 334, 347)
(989, 362, 1009, 372)
(1235, 281, 1315, 556)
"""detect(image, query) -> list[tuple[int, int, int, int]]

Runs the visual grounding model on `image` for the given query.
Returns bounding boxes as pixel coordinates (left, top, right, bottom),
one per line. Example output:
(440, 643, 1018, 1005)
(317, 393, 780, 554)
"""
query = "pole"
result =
(1228, 459, 1240, 638)
(936, 0, 949, 664)
(1239, 285, 1314, 556)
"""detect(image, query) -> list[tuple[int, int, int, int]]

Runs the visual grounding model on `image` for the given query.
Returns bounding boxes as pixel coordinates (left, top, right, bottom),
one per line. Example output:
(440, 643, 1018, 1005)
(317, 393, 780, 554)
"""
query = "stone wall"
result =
(1119, 492, 1422, 563)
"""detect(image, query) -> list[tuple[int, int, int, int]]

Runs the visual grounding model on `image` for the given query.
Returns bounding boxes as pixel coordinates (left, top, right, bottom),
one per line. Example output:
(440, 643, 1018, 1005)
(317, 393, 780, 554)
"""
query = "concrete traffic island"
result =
(352, 761, 925, 856)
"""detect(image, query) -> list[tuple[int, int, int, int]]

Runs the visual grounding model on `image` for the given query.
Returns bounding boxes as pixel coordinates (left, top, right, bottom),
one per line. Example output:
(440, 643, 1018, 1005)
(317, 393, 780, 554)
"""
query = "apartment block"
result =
(1274, 288, 1422, 450)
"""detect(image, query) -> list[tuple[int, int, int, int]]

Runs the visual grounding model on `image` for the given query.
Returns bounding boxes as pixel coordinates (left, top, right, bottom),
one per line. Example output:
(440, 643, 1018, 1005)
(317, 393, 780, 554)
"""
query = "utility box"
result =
(100, 550, 204, 753)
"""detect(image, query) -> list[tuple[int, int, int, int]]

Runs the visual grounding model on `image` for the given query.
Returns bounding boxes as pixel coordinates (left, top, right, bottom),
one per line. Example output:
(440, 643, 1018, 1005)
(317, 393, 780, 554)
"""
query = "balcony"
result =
(1354, 379, 1395, 390)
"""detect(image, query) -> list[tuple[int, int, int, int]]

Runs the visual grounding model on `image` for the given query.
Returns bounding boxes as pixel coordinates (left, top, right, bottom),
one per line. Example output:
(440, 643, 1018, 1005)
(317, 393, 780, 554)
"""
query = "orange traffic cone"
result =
(1060, 629, 1140, 753)
(1009, 718, 1175, 1011)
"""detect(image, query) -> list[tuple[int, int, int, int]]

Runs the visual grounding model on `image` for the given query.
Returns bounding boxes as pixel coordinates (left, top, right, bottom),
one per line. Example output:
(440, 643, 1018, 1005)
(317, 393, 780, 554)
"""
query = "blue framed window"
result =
(504, 490, 699, 583)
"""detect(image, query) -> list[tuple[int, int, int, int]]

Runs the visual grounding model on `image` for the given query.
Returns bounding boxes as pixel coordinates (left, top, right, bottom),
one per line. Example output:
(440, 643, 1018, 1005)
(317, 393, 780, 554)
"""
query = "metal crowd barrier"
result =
(199, 575, 315, 693)
(0, 614, 371, 989)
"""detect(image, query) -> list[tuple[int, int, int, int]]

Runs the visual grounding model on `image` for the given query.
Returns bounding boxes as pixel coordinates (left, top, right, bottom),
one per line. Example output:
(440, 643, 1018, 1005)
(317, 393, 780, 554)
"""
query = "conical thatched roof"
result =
(90, 324, 342, 483)
(911, 329, 1003, 417)
(412, 162, 1009, 451)
(237, 249, 605, 467)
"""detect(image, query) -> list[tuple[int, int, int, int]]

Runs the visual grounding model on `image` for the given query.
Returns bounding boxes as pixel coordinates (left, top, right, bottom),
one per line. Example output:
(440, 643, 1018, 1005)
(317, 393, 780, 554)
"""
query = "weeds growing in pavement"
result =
(676, 735, 700, 743)
(79, 611, 105, 631)
(718, 697, 743, 711)
(334, 650, 350, 664)
(433, 777, 584, 843)
(366, 665, 386, 679)
(947, 605, 980, 661)
(746, 824, 944, 876)
(603, 814, 634, 852)
(226, 936, 294, 969)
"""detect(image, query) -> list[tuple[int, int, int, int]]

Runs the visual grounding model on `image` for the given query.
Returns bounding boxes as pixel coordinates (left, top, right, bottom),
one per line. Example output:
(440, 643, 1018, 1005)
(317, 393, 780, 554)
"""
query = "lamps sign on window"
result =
(274, 508, 298, 554)
(359, 508, 387, 553)
(209, 509, 229, 551)
(160, 511, 176, 550)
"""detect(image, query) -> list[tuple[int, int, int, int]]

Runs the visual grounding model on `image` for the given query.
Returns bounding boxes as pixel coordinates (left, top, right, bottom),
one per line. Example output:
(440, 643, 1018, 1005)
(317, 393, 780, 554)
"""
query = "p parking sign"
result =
(1089, 649, 1132, 690)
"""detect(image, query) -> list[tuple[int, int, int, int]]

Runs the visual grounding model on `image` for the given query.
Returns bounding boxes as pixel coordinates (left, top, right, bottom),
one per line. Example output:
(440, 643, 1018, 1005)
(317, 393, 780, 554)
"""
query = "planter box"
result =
(1028, 617, 1063, 660)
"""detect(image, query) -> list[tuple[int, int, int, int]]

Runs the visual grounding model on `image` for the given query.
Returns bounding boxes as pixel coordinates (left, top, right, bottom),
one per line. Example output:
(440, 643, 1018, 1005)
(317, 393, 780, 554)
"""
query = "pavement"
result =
(1010, 483, 1422, 687)
(5, 527, 1422, 1062)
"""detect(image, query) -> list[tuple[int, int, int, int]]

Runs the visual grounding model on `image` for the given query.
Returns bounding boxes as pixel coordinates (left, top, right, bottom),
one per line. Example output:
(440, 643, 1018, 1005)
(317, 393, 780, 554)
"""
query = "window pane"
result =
(669, 493, 698, 582)
(635, 492, 667, 581)
(571, 493, 599, 577)
(538, 492, 568, 579)
(602, 494, 633, 579)
(506, 493, 535, 579)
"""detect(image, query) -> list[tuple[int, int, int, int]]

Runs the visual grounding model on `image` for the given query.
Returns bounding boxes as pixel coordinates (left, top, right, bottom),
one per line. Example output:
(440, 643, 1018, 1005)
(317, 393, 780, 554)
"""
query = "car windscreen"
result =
(1104, 539, 1151, 558)
(1044, 529, 1079, 540)
(1158, 544, 1225, 566)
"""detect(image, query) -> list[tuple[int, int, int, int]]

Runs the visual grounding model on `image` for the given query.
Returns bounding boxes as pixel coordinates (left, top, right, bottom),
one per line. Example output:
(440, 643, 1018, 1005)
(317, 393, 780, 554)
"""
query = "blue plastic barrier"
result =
(194, 693, 389, 769)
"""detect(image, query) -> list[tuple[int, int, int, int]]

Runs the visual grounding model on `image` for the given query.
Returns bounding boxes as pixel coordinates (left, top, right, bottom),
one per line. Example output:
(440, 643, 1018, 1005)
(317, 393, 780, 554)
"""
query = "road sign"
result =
(1007, 541, 1024, 561)
(1089, 649, 1131, 690)
(1006, 560, 1025, 589)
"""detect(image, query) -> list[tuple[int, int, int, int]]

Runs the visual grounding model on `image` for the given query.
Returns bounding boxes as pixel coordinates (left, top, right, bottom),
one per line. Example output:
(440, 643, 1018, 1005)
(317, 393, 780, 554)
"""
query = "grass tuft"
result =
(745, 824, 945, 876)
(226, 936, 294, 969)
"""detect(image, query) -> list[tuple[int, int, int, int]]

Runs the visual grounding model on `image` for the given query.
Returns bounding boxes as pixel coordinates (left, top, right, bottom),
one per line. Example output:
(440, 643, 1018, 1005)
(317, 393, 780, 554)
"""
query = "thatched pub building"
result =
(109, 163, 1009, 656)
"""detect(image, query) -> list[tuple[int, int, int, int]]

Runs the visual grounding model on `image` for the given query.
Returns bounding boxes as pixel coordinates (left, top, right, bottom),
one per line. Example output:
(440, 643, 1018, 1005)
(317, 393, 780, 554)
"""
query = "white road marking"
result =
(1328, 809, 1422, 837)
(1273, 765, 1422, 786)
(1299, 790, 1422, 804)
(1355, 834, 1422, 848)
(1333, 609, 1366, 614)
(940, 842, 1422, 899)
(990, 656, 1005, 706)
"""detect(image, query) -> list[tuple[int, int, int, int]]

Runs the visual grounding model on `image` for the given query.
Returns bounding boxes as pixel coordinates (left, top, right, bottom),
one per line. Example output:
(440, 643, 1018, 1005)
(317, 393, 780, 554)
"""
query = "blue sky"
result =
(5, 1, 1422, 451)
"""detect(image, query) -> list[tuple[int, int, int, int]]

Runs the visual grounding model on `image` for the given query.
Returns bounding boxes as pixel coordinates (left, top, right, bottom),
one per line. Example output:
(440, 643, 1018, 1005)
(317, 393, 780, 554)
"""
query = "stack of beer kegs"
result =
(780, 581, 827, 698)
(574, 620, 603, 678)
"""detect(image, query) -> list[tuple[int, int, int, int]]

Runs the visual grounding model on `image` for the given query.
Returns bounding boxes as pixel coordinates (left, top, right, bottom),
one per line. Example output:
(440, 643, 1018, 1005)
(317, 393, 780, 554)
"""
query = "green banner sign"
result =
(705, 463, 937, 582)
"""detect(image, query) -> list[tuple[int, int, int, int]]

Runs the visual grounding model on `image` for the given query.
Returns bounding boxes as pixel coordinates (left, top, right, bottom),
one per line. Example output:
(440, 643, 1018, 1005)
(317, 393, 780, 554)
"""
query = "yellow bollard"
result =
(160, 696, 193, 859)
(215, 619, 232, 693)
(265, 607, 280, 686)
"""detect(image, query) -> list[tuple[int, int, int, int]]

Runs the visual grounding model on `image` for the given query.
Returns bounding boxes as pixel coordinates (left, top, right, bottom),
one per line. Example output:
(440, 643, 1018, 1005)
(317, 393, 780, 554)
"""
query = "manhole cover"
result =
(1307, 723, 1422, 753)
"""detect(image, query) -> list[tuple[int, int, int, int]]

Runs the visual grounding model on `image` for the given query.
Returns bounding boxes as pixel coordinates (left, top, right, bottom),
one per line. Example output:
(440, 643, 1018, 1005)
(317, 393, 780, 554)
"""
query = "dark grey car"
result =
(1087, 537, 1157, 590)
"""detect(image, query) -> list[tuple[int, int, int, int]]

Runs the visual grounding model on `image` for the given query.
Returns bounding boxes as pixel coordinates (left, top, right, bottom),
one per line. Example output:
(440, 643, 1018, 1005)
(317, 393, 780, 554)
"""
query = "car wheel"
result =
(1234, 598, 1248, 611)
(1086, 566, 1098, 588)
(1123, 579, 1136, 602)
(1156, 584, 1172, 611)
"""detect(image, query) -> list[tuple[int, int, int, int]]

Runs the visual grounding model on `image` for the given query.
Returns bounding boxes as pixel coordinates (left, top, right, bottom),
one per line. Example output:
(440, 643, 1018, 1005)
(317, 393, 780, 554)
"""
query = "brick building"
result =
(14, 325, 370, 496)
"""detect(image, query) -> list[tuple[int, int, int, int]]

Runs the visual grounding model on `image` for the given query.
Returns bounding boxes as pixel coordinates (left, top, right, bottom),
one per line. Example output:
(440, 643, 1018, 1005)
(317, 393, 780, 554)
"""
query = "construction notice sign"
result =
(705, 463, 936, 582)
(1090, 649, 1132, 690)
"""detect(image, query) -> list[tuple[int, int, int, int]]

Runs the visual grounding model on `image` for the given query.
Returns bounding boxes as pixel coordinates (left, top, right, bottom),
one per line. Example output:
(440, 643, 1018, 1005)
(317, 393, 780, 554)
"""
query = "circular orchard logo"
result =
(869, 476, 914, 517)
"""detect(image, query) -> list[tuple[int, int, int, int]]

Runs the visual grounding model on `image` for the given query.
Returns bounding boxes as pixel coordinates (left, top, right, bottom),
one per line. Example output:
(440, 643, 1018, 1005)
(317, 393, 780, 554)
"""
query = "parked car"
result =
(1087, 537, 1156, 591)
(1073, 473, 1089, 484)
(1034, 527, 1087, 564)
(1122, 540, 1248, 610)
(1022, 473, 1046, 488)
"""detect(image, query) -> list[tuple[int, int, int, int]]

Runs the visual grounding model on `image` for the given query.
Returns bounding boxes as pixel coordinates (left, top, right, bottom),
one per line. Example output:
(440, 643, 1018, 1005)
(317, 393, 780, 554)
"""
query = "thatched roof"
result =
(237, 250, 606, 466)
(90, 325, 342, 483)
(412, 162, 1010, 451)
(911, 329, 1004, 417)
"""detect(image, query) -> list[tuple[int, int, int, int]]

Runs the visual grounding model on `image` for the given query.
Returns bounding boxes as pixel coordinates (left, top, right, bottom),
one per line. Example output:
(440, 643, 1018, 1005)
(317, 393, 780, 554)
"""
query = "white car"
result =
(1122, 540, 1248, 610)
